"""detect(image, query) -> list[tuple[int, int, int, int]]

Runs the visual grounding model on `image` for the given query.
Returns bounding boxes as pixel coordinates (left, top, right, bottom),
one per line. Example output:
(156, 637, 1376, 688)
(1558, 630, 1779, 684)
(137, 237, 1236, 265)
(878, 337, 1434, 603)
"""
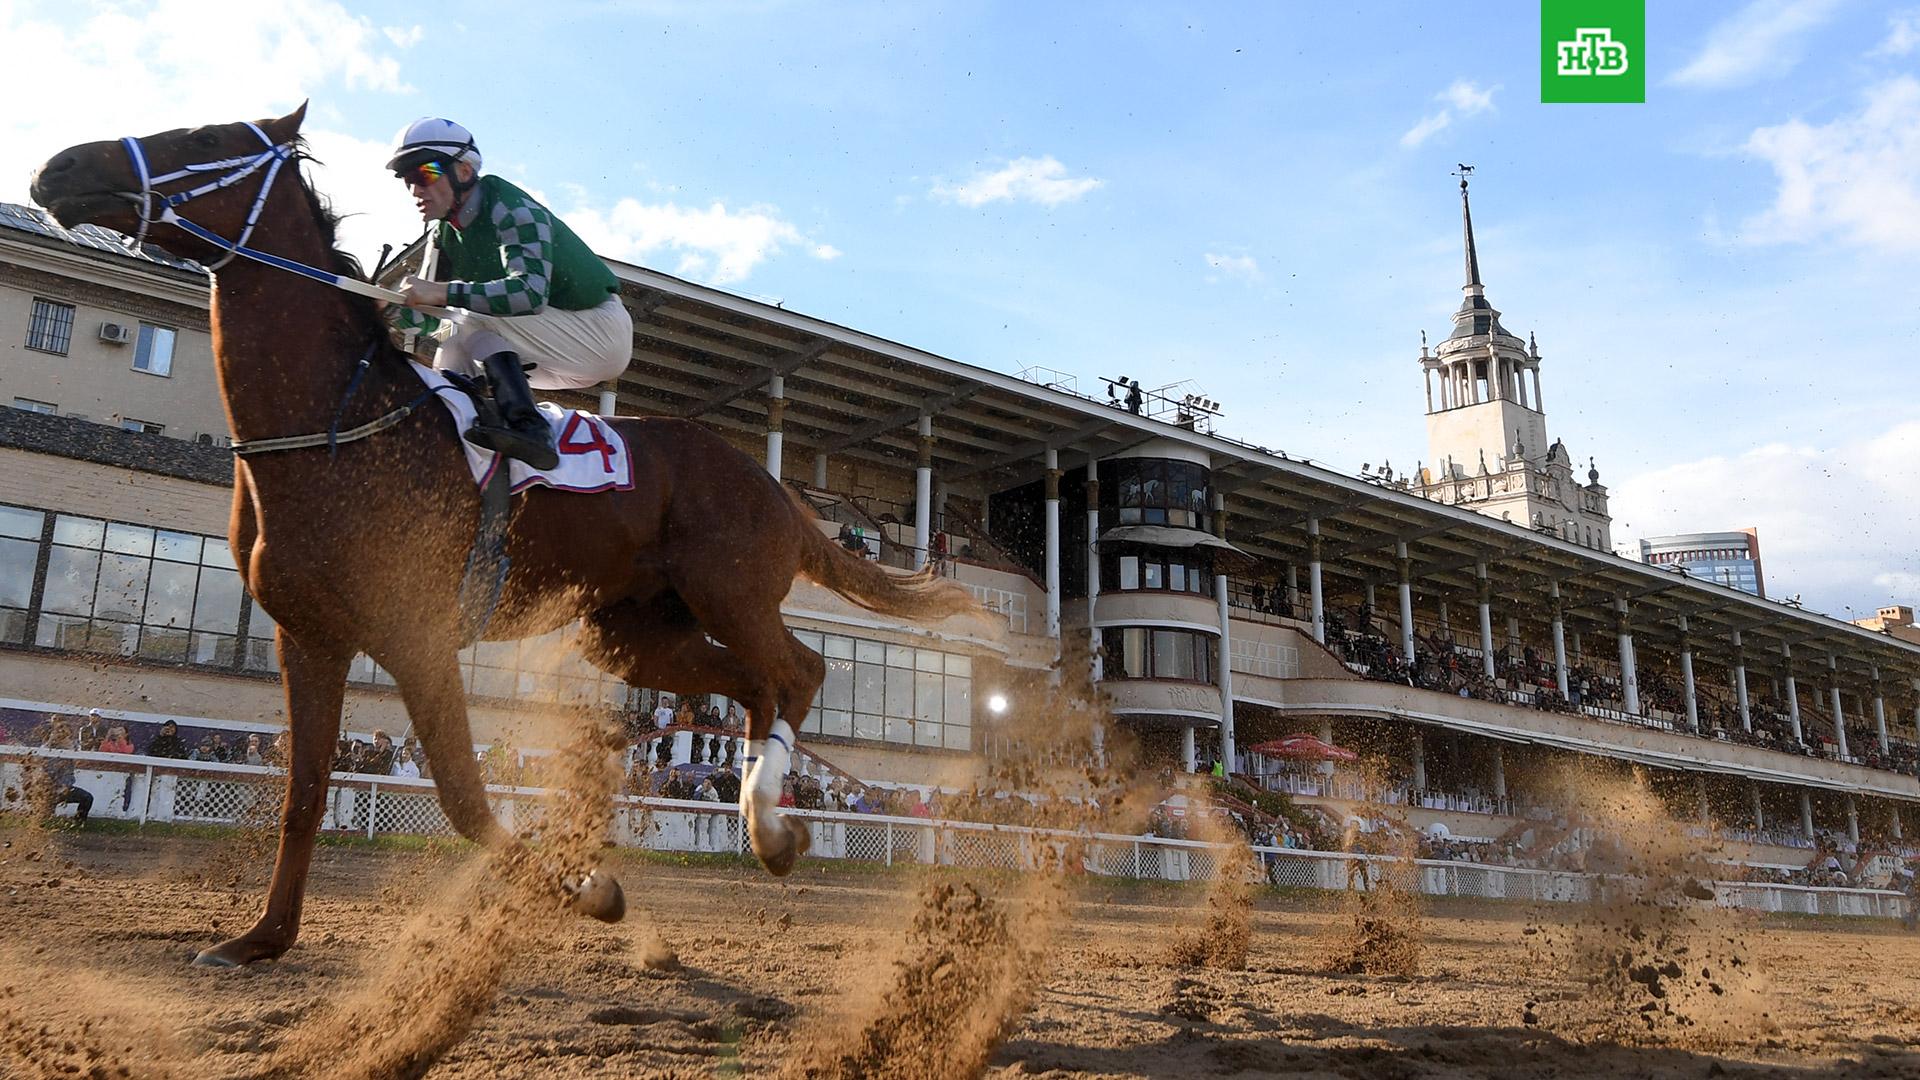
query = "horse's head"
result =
(30, 103, 309, 262)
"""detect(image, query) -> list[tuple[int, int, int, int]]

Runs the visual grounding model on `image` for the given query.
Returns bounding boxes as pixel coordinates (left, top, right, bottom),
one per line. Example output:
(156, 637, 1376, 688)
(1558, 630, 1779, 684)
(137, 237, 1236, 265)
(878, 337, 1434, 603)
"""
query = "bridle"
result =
(119, 121, 295, 271)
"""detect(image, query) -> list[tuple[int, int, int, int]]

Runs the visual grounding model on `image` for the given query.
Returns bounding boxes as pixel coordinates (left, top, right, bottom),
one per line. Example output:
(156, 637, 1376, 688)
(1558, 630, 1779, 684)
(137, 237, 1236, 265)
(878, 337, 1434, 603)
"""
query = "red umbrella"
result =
(1247, 734, 1358, 762)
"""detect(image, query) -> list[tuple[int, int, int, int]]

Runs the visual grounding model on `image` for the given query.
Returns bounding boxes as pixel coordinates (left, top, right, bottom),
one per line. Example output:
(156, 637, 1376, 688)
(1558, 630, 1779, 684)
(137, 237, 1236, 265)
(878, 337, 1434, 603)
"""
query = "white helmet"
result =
(386, 117, 482, 175)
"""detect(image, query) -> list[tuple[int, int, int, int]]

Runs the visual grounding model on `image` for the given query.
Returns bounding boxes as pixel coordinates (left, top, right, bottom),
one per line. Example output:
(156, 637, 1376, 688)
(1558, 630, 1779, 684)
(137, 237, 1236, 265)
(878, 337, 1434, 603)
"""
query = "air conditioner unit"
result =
(98, 322, 133, 344)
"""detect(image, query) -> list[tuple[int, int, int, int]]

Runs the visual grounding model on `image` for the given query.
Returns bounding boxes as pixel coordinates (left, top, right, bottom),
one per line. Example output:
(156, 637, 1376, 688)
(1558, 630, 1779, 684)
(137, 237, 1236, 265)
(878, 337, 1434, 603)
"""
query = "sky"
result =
(2, 0, 1917, 620)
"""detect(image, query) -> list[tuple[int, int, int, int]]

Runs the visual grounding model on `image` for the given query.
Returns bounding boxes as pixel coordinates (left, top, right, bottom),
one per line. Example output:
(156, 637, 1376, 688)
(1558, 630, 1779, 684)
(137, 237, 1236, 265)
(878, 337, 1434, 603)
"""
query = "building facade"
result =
(1638, 528, 1766, 597)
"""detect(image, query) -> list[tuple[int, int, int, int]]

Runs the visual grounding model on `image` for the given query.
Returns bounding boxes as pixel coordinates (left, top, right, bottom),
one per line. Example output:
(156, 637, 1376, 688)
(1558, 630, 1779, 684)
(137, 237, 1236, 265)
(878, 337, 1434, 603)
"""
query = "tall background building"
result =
(1637, 528, 1766, 596)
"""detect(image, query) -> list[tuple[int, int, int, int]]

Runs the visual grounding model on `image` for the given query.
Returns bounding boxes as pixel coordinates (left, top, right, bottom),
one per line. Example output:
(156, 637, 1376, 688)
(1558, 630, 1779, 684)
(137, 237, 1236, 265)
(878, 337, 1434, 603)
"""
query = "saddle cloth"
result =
(411, 361, 636, 495)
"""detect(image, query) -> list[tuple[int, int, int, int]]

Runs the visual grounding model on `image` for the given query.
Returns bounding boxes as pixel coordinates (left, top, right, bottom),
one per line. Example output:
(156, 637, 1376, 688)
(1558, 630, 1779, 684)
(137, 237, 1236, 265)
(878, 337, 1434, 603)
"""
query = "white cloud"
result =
(1400, 79, 1496, 148)
(1670, 0, 1842, 88)
(382, 24, 425, 49)
(0, 0, 416, 262)
(930, 156, 1103, 208)
(1737, 77, 1920, 252)
(1203, 251, 1260, 282)
(1610, 422, 1920, 615)
(563, 197, 835, 284)
(1872, 10, 1920, 57)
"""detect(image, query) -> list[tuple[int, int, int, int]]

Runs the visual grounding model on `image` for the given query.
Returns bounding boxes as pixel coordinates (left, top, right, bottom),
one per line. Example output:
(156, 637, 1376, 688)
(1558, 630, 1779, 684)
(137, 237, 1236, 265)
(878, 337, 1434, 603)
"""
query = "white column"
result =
(1678, 614, 1698, 732)
(1749, 781, 1765, 829)
(1506, 614, 1521, 654)
(1043, 448, 1061, 641)
(1491, 746, 1507, 801)
(1308, 517, 1325, 644)
(1319, 718, 1336, 778)
(1894, 807, 1906, 841)
(1087, 459, 1102, 682)
(1846, 795, 1860, 845)
(1476, 562, 1495, 679)
(1799, 789, 1815, 840)
(912, 413, 933, 570)
(1826, 654, 1849, 759)
(1549, 581, 1569, 697)
(1438, 600, 1451, 637)
(597, 381, 618, 416)
(1732, 631, 1751, 733)
(1615, 597, 1639, 715)
(1181, 725, 1197, 773)
(1396, 541, 1415, 666)
(812, 452, 828, 490)
(1213, 492, 1235, 771)
(1423, 369, 1434, 412)
(1912, 677, 1920, 745)
(1874, 667, 1890, 752)
(1286, 563, 1300, 613)
(1783, 644, 1802, 742)
(764, 374, 785, 478)
(1411, 731, 1427, 791)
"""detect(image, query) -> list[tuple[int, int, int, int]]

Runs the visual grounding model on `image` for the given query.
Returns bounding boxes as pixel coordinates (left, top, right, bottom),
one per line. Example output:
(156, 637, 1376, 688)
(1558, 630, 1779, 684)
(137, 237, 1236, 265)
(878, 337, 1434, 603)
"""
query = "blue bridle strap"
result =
(119, 122, 294, 271)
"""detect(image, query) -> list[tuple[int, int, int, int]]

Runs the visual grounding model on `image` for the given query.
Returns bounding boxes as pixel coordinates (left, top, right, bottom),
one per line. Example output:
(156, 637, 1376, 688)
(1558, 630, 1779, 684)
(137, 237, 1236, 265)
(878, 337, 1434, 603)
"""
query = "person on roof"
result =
(385, 118, 631, 469)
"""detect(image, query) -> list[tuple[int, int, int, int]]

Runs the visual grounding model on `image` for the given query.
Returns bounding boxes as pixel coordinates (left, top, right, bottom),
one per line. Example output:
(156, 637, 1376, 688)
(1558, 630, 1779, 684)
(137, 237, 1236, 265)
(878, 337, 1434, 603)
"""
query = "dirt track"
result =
(3, 826, 1920, 1079)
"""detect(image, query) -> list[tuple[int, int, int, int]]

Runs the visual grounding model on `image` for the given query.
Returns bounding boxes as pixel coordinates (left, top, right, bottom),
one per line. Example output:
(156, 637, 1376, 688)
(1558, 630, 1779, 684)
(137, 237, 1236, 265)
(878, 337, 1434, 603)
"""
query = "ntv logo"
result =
(1556, 27, 1629, 76)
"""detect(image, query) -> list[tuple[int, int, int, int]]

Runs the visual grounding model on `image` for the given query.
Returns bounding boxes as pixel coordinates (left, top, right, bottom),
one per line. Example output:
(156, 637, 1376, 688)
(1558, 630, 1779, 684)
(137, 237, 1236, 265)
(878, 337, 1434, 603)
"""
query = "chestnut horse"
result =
(30, 105, 975, 967)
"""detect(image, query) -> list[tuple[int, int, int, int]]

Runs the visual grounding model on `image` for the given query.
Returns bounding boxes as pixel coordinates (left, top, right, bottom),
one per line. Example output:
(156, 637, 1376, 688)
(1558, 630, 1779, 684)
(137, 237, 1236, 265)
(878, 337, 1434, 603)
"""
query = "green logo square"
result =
(1541, 0, 1645, 103)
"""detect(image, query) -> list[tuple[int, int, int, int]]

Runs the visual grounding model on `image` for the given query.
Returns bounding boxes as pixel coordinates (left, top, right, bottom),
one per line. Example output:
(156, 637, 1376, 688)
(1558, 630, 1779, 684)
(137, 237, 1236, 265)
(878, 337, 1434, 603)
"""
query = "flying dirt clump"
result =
(1321, 759, 1423, 977)
(1167, 803, 1256, 971)
(787, 878, 1054, 1080)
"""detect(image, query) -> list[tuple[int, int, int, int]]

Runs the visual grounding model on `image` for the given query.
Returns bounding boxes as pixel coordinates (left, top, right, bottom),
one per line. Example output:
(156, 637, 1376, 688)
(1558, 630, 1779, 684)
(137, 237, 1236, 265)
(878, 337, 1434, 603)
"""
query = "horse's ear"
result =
(264, 101, 309, 142)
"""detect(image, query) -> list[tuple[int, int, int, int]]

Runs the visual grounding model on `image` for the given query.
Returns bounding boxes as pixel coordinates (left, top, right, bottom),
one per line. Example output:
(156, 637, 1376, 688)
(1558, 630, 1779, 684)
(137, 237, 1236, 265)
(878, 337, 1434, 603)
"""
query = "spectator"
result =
(243, 733, 266, 767)
(652, 698, 674, 731)
(76, 709, 107, 751)
(146, 720, 187, 759)
(696, 776, 721, 802)
(189, 736, 220, 762)
(392, 746, 422, 779)
(837, 522, 864, 553)
(43, 755, 92, 826)
(712, 767, 741, 805)
(365, 730, 397, 775)
(208, 733, 233, 763)
(98, 723, 135, 755)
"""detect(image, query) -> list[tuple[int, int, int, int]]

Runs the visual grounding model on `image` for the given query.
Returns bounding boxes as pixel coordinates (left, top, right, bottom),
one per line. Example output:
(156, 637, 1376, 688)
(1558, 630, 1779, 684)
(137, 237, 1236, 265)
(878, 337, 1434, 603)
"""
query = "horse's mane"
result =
(286, 140, 406, 359)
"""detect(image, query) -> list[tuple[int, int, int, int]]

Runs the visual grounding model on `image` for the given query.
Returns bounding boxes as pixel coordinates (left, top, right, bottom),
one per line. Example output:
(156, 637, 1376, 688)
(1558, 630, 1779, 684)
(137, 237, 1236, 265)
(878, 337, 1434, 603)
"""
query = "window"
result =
(796, 630, 972, 751)
(133, 324, 176, 377)
(1100, 626, 1218, 683)
(11, 398, 56, 415)
(119, 418, 165, 435)
(1100, 458, 1212, 531)
(26, 298, 75, 355)
(0, 506, 44, 646)
(1100, 548, 1215, 597)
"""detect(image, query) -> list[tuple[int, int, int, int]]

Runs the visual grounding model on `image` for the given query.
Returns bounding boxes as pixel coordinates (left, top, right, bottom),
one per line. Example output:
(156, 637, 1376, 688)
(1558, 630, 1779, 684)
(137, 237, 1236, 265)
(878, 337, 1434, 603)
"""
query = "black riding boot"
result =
(467, 350, 558, 470)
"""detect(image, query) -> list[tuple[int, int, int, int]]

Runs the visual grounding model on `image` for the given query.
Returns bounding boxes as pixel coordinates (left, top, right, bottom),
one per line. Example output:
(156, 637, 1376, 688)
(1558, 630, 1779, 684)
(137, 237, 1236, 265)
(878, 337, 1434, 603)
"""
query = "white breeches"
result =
(430, 294, 632, 391)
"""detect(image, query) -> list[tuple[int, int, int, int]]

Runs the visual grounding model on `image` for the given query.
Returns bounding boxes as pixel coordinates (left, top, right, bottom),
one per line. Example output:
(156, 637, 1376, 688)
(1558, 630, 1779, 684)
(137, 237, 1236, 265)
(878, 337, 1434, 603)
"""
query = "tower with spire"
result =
(1413, 169, 1612, 550)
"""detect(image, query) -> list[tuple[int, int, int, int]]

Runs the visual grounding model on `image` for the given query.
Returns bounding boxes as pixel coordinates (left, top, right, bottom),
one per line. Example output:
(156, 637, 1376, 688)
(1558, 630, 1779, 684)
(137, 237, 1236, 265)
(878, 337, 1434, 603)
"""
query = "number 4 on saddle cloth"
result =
(410, 361, 635, 643)
(413, 361, 635, 495)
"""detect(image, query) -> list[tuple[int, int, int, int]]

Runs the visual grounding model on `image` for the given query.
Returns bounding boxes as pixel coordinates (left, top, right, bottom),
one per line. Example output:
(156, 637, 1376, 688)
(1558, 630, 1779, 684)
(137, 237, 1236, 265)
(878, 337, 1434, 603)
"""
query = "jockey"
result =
(385, 118, 632, 470)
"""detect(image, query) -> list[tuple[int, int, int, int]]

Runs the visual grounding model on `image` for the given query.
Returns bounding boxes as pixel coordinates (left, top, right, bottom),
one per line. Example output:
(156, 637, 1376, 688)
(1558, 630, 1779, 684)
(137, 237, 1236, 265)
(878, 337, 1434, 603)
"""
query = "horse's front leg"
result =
(388, 644, 624, 922)
(742, 715, 811, 875)
(194, 629, 349, 967)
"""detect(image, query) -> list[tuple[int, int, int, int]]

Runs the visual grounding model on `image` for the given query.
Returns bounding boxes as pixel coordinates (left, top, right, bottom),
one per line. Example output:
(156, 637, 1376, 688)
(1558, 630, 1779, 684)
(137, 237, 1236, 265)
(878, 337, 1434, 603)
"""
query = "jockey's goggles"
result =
(397, 159, 450, 187)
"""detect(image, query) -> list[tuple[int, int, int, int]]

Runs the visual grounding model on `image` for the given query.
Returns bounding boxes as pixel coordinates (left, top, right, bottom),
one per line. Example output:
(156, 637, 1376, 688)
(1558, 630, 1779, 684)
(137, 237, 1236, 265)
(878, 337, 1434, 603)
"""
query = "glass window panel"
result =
(1168, 509, 1193, 528)
(821, 710, 853, 738)
(472, 666, 515, 699)
(853, 712, 884, 741)
(191, 567, 243, 634)
(914, 670, 942, 722)
(144, 560, 197, 627)
(1153, 630, 1195, 680)
(800, 712, 822, 735)
(1122, 628, 1147, 678)
(794, 629, 824, 651)
(915, 650, 943, 674)
(134, 324, 175, 376)
(1118, 507, 1142, 524)
(944, 654, 971, 677)
(855, 639, 885, 664)
(822, 657, 854, 710)
(885, 644, 915, 669)
(201, 538, 233, 568)
(1143, 562, 1163, 590)
(0, 608, 25, 646)
(945, 679, 971, 726)
(1170, 564, 1187, 592)
(943, 722, 971, 750)
(854, 662, 884, 715)
(52, 516, 104, 549)
(247, 597, 277, 640)
(103, 523, 154, 556)
(88, 620, 140, 657)
(1144, 507, 1167, 525)
(823, 635, 854, 659)
(0, 536, 36, 609)
(915, 719, 941, 747)
(40, 547, 99, 617)
(884, 716, 913, 744)
(242, 635, 277, 672)
(35, 613, 91, 649)
(91, 552, 149, 622)
(885, 666, 914, 719)
(154, 531, 202, 563)
(137, 625, 190, 662)
(1119, 556, 1139, 590)
(0, 506, 43, 541)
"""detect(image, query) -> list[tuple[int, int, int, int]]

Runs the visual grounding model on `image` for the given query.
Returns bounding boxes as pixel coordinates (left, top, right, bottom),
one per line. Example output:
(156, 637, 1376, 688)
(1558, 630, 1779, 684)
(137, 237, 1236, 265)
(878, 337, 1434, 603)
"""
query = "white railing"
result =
(1230, 638, 1300, 679)
(2, 747, 1908, 920)
(960, 582, 1029, 634)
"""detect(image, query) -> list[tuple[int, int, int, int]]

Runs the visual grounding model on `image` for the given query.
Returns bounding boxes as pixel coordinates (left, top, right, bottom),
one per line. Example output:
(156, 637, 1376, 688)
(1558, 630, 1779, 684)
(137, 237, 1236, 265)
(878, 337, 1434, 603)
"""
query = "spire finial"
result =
(1452, 164, 1481, 289)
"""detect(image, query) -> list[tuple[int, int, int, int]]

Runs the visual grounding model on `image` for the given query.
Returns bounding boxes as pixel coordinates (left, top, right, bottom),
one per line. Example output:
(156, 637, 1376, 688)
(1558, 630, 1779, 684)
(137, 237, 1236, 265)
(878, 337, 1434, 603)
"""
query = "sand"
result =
(3, 827, 1920, 1079)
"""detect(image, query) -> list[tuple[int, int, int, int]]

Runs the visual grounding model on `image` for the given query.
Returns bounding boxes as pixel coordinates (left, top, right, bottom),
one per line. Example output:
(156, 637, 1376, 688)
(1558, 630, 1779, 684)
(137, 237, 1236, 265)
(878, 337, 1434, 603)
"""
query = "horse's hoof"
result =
(757, 816, 812, 878)
(191, 938, 278, 968)
(569, 868, 626, 924)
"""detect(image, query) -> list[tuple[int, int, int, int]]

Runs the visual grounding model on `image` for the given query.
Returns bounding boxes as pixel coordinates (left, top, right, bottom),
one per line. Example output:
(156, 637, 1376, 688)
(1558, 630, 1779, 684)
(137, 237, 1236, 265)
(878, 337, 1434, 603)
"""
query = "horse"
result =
(29, 104, 977, 967)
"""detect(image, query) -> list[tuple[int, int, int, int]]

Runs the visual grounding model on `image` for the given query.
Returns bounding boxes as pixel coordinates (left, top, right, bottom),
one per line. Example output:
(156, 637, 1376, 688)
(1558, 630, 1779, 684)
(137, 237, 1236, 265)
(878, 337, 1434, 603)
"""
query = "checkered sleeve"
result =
(446, 197, 554, 316)
(387, 304, 442, 337)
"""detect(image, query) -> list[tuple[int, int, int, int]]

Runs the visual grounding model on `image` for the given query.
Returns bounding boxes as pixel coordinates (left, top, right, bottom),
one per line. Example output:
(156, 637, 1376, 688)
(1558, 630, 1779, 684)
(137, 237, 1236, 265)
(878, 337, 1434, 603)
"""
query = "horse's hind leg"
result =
(194, 630, 350, 967)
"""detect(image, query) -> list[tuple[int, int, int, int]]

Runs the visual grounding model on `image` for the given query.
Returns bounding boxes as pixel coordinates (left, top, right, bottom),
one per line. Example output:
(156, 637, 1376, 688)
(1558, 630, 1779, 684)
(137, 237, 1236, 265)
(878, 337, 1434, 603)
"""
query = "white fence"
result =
(2, 747, 1908, 921)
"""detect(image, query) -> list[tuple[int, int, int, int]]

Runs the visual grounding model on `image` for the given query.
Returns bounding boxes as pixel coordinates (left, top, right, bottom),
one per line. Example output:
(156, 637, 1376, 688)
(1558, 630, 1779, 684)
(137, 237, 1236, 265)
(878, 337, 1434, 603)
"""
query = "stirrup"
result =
(466, 421, 557, 470)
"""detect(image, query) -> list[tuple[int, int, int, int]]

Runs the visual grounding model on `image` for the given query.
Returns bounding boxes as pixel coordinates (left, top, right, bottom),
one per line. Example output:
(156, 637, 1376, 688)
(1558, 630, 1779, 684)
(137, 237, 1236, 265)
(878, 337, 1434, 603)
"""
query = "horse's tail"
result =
(791, 502, 980, 622)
